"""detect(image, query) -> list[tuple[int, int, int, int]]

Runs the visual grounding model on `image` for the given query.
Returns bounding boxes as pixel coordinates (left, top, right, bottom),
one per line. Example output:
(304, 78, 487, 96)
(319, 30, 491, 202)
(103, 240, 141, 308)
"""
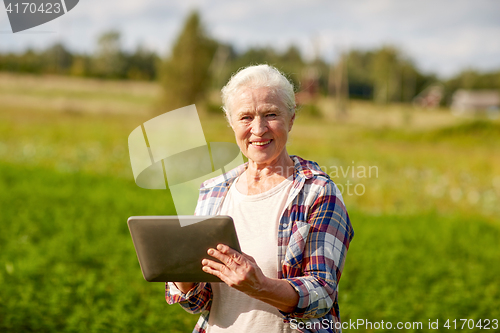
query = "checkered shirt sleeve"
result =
(281, 179, 352, 321)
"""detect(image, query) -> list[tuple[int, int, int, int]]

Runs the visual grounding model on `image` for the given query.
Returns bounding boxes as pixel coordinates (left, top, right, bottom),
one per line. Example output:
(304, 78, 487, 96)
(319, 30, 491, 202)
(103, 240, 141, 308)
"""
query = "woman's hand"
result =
(202, 244, 299, 313)
(201, 244, 267, 297)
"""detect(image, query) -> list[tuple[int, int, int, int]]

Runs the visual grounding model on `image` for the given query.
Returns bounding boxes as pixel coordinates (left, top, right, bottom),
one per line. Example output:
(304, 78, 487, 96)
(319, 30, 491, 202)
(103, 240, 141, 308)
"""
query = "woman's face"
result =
(229, 87, 295, 168)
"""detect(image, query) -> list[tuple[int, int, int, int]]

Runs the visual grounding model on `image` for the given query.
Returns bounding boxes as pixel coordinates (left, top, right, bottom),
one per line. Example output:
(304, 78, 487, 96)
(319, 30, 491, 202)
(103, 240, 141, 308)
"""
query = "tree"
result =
(370, 46, 401, 104)
(43, 42, 73, 74)
(226, 45, 305, 90)
(126, 45, 158, 80)
(92, 30, 125, 79)
(346, 49, 374, 99)
(159, 11, 217, 110)
(344, 46, 434, 103)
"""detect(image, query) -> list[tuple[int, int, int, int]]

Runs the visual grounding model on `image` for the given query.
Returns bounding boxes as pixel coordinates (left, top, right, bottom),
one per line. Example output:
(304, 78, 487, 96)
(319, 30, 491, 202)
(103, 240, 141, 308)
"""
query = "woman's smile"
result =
(250, 139, 272, 147)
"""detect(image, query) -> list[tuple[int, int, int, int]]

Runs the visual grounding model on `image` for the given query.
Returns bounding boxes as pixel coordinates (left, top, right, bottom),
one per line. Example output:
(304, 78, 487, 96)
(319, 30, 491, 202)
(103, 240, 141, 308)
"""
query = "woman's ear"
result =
(288, 113, 296, 131)
(225, 111, 233, 129)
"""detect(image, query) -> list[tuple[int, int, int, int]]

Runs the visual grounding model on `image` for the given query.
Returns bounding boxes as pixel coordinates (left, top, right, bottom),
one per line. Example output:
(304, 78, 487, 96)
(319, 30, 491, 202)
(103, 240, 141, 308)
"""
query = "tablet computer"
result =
(127, 215, 241, 282)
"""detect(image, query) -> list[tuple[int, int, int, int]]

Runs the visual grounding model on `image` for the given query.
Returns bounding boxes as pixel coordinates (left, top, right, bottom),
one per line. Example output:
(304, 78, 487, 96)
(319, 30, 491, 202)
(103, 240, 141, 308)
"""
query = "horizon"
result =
(1, 0, 500, 79)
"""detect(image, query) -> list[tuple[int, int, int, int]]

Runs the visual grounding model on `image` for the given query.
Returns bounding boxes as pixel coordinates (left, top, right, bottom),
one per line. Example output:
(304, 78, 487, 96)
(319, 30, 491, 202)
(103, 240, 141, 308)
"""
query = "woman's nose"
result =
(250, 117, 268, 136)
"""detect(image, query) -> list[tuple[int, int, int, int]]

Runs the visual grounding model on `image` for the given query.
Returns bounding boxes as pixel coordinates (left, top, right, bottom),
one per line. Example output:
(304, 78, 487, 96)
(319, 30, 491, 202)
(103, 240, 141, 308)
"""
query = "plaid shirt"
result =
(165, 155, 354, 333)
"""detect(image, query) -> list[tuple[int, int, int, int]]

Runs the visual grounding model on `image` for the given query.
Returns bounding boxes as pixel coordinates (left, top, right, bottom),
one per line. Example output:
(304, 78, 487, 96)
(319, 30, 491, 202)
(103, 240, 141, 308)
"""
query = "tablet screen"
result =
(128, 216, 241, 282)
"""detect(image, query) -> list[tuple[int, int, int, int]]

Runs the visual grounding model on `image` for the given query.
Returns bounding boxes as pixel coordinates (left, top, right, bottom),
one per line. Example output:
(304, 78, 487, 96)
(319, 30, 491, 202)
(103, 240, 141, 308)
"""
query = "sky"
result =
(1, 0, 499, 78)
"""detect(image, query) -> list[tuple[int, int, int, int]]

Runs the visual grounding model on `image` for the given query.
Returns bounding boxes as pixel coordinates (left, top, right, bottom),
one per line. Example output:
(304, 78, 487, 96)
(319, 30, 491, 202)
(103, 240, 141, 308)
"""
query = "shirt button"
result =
(282, 223, 288, 229)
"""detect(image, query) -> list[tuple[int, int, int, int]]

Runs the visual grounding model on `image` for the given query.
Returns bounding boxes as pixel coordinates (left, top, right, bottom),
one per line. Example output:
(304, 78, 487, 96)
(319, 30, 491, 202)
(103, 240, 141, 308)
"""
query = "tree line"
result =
(1, 11, 499, 108)
(0, 31, 158, 80)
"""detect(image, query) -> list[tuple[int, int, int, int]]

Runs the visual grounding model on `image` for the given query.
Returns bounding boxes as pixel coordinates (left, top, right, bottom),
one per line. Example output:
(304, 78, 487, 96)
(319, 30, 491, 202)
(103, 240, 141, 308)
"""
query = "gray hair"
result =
(221, 64, 296, 122)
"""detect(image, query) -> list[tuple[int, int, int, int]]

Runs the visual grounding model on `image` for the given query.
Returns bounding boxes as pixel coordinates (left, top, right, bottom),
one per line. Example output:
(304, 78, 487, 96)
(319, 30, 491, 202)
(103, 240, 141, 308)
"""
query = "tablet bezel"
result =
(128, 215, 241, 282)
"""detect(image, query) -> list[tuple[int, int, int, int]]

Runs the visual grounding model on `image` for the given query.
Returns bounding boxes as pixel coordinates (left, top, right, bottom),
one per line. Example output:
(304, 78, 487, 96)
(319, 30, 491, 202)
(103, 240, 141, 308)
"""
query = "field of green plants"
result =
(1, 74, 499, 332)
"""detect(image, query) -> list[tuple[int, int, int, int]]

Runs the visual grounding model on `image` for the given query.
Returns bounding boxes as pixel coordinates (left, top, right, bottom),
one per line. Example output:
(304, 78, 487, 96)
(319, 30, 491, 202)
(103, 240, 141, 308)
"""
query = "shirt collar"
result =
(201, 155, 328, 190)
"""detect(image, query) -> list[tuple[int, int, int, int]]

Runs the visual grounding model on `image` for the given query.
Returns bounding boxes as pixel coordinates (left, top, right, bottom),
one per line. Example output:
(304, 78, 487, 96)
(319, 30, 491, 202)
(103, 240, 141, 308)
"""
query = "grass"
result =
(0, 162, 197, 333)
(0, 73, 158, 115)
(341, 211, 500, 326)
(1, 73, 499, 332)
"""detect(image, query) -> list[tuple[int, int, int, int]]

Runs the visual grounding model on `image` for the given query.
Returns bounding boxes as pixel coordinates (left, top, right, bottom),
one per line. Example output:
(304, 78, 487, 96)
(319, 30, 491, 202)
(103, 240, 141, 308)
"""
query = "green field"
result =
(1, 74, 499, 332)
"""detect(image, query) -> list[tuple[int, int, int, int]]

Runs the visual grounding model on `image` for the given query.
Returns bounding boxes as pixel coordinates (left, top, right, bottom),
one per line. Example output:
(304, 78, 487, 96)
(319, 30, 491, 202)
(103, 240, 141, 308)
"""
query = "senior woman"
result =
(165, 64, 354, 333)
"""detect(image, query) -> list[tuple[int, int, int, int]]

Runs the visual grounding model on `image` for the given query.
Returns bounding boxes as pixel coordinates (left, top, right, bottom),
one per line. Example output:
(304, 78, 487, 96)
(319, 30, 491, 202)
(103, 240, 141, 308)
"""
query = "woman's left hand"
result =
(202, 244, 268, 297)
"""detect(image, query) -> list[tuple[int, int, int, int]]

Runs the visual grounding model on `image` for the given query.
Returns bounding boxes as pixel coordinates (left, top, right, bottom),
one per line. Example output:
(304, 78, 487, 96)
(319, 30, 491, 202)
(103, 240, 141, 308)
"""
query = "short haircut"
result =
(221, 64, 296, 122)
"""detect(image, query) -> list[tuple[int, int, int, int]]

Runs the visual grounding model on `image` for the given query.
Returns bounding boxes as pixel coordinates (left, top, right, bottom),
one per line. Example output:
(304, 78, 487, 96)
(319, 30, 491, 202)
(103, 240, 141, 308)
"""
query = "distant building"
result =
(451, 90, 500, 115)
(412, 85, 444, 109)
(295, 67, 320, 105)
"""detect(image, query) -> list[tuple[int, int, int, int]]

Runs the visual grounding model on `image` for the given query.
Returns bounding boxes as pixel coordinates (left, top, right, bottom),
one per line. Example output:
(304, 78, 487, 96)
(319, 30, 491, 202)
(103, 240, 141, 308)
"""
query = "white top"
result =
(207, 175, 296, 333)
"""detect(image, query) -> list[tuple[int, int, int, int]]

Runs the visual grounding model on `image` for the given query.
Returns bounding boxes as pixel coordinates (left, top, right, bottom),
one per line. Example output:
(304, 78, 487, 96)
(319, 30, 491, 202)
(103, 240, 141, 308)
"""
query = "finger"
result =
(216, 245, 245, 264)
(201, 258, 226, 273)
(206, 248, 225, 261)
(202, 264, 224, 280)
(217, 244, 239, 256)
(202, 260, 234, 284)
(208, 248, 242, 268)
(202, 263, 242, 288)
(217, 244, 229, 252)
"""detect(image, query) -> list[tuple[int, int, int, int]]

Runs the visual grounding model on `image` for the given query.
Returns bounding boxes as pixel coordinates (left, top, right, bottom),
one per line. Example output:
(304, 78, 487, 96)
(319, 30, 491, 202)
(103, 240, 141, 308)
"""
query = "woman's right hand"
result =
(173, 282, 196, 294)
